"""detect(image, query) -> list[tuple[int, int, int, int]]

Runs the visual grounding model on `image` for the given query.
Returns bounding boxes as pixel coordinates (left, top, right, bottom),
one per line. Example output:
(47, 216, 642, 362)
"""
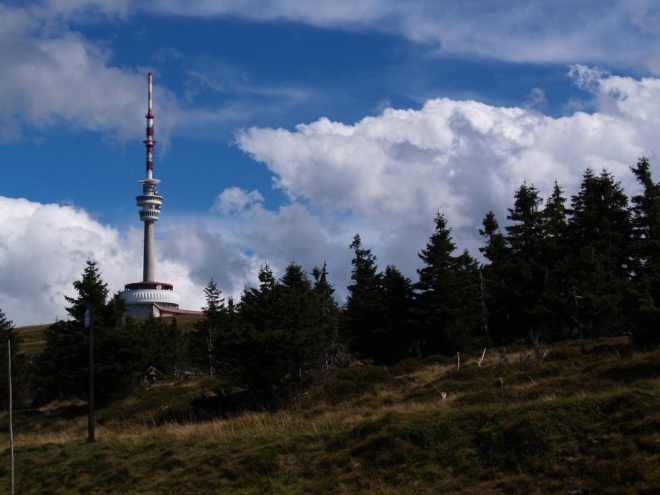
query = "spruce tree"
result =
(566, 168, 634, 336)
(36, 261, 108, 401)
(478, 211, 511, 344)
(232, 263, 330, 397)
(378, 265, 415, 363)
(311, 263, 340, 364)
(415, 213, 487, 355)
(189, 279, 225, 372)
(533, 181, 571, 338)
(35, 261, 147, 403)
(0, 309, 28, 409)
(629, 157, 660, 347)
(503, 182, 546, 341)
(64, 259, 109, 322)
(343, 234, 386, 358)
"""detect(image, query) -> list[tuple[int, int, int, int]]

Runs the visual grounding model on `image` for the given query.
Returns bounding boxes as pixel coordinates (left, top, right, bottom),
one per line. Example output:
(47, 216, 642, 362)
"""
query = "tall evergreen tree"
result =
(533, 181, 571, 338)
(478, 211, 511, 344)
(503, 182, 547, 341)
(231, 263, 331, 396)
(372, 265, 415, 364)
(343, 234, 386, 358)
(415, 213, 488, 355)
(189, 279, 225, 372)
(64, 259, 109, 323)
(0, 309, 28, 409)
(36, 260, 108, 400)
(35, 261, 148, 403)
(506, 182, 544, 258)
(311, 263, 340, 364)
(565, 168, 634, 336)
(629, 157, 660, 347)
(630, 157, 660, 300)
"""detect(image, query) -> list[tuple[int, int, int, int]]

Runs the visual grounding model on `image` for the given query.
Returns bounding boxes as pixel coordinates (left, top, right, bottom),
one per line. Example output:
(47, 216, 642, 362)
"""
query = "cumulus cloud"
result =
(0, 197, 260, 326)
(0, 197, 129, 325)
(233, 68, 660, 284)
(142, 0, 660, 70)
(212, 187, 264, 216)
(0, 1, 178, 143)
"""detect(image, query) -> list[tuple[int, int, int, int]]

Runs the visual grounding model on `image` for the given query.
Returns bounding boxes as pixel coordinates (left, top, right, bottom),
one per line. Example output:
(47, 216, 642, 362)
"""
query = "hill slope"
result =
(2, 337, 660, 494)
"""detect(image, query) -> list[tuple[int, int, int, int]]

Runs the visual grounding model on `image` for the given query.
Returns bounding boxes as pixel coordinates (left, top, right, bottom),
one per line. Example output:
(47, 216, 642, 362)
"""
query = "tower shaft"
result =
(143, 221, 155, 282)
(137, 72, 162, 282)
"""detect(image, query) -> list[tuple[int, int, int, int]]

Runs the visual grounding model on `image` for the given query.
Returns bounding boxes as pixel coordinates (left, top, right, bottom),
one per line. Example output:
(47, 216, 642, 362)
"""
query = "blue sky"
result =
(2, 0, 660, 325)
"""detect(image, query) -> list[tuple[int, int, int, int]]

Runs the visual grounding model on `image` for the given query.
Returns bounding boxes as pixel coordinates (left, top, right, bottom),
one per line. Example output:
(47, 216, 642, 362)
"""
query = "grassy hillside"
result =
(15, 315, 202, 357)
(1, 336, 660, 494)
(15, 324, 49, 356)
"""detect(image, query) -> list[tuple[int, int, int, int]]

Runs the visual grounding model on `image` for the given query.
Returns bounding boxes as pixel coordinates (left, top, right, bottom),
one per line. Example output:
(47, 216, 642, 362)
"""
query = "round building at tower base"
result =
(120, 281, 181, 318)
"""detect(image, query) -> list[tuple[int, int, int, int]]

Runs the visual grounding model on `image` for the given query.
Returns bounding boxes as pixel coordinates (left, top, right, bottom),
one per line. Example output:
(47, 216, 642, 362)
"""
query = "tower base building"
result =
(120, 282, 180, 318)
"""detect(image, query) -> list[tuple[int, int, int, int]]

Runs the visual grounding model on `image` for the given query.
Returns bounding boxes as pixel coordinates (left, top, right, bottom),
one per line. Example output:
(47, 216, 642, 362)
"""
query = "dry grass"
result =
(15, 323, 49, 355)
(4, 336, 660, 494)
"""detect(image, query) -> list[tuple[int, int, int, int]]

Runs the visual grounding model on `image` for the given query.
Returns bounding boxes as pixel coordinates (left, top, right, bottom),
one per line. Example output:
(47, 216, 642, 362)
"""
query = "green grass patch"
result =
(4, 336, 660, 493)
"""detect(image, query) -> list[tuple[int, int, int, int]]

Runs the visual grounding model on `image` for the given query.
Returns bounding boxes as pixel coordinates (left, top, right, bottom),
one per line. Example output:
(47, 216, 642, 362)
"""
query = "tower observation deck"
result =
(119, 73, 181, 317)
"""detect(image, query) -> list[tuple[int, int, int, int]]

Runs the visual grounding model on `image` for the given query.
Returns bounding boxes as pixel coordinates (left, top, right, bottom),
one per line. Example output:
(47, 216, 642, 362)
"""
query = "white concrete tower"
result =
(120, 73, 180, 317)
(139, 72, 161, 282)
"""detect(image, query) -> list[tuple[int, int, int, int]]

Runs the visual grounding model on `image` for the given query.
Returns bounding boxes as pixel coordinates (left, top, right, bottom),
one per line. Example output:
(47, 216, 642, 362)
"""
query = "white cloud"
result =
(142, 0, 660, 71)
(0, 197, 260, 326)
(212, 187, 264, 216)
(232, 68, 660, 288)
(0, 196, 129, 325)
(0, 2, 178, 144)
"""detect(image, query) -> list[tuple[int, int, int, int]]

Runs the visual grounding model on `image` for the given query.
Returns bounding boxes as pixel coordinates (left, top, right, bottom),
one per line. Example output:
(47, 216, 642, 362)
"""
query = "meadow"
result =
(1, 333, 659, 494)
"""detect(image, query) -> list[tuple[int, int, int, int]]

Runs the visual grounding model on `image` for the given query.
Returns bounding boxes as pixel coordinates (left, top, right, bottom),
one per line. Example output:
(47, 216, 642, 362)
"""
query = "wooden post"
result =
(8, 340, 14, 495)
(478, 348, 487, 368)
(85, 308, 95, 443)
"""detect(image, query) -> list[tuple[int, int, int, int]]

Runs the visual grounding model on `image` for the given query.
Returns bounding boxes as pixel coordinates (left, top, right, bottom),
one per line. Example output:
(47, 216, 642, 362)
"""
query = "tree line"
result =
(342, 157, 660, 363)
(2, 157, 660, 408)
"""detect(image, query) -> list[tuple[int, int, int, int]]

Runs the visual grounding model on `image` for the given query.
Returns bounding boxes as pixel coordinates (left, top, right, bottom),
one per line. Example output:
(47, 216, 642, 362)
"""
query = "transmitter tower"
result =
(120, 73, 181, 317)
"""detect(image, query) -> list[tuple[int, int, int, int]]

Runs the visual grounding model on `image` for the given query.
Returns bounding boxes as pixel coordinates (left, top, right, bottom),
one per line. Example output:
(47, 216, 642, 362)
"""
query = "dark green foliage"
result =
(34, 318, 87, 402)
(565, 168, 634, 337)
(479, 211, 510, 345)
(225, 262, 334, 396)
(63, 259, 109, 323)
(533, 181, 571, 339)
(34, 260, 185, 404)
(311, 262, 340, 350)
(34, 260, 108, 402)
(141, 316, 186, 376)
(343, 234, 385, 358)
(0, 309, 29, 409)
(342, 236, 414, 363)
(377, 266, 415, 363)
(502, 182, 547, 341)
(415, 213, 488, 355)
(629, 157, 660, 347)
(188, 279, 225, 373)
